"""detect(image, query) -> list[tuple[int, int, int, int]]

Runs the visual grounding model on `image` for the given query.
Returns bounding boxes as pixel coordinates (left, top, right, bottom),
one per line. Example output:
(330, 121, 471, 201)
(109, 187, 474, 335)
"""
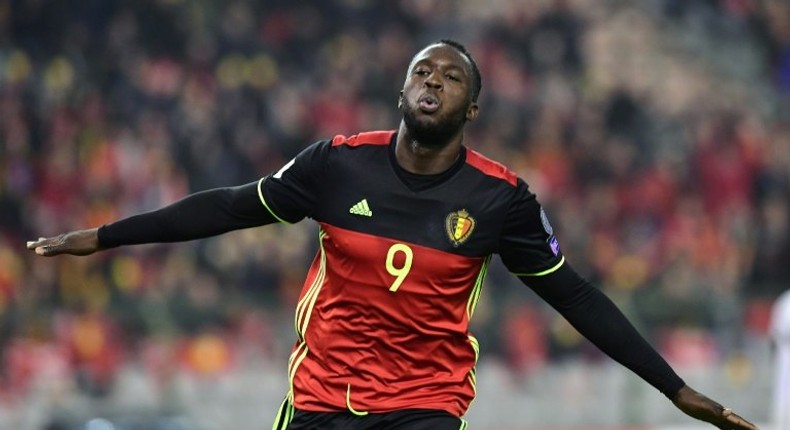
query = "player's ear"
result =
(398, 90, 404, 109)
(466, 102, 479, 122)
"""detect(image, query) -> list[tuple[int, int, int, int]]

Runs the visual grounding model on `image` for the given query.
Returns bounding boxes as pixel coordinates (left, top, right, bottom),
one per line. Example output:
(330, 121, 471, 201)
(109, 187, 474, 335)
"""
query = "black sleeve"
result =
(498, 179, 564, 275)
(519, 262, 686, 399)
(97, 181, 279, 248)
(259, 139, 331, 223)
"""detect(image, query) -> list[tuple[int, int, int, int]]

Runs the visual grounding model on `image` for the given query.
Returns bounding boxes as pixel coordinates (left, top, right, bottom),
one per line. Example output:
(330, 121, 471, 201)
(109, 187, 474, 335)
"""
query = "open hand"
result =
(672, 385, 759, 430)
(26, 228, 101, 256)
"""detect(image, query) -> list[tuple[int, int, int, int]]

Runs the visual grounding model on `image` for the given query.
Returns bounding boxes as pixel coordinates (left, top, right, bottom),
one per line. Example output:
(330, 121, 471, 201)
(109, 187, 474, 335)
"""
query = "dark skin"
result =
(395, 44, 478, 175)
(27, 42, 759, 430)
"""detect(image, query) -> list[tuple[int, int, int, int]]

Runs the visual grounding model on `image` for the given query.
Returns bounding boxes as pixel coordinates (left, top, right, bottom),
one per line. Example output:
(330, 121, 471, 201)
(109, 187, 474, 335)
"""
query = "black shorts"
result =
(271, 398, 468, 430)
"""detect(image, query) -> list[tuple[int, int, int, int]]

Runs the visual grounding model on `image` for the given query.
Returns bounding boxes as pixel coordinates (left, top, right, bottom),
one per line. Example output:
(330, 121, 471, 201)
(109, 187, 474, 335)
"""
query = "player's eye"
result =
(446, 74, 461, 82)
(414, 69, 429, 76)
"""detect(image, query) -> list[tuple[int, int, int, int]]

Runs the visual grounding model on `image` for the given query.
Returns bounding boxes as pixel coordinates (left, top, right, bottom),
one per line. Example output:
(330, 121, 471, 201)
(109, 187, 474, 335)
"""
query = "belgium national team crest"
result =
(445, 209, 476, 247)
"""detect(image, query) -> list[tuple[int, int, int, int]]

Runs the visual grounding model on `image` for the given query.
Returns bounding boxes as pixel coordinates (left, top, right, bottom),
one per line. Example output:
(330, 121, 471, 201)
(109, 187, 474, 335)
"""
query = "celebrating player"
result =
(27, 40, 759, 430)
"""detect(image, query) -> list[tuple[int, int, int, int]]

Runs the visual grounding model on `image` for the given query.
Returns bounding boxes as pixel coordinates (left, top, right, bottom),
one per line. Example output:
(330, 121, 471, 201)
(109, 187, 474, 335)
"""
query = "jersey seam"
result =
(513, 256, 565, 277)
(258, 178, 292, 224)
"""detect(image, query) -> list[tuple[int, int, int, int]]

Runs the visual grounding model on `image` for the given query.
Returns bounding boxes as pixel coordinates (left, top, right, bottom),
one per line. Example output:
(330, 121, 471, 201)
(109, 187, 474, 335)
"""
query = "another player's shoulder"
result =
(772, 290, 790, 339)
(774, 290, 790, 316)
(464, 147, 518, 187)
(331, 130, 396, 147)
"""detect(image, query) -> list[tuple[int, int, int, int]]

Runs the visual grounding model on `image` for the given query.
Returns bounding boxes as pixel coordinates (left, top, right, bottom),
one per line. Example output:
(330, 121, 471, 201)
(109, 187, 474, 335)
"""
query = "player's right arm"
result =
(27, 139, 331, 257)
(27, 181, 278, 256)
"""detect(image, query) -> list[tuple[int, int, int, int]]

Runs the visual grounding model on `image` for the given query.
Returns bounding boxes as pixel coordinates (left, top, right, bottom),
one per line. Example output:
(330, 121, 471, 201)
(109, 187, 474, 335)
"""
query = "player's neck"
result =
(395, 123, 463, 175)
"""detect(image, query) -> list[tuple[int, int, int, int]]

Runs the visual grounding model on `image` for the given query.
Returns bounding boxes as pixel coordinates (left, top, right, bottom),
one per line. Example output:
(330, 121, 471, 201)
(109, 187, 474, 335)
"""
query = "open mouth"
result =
(418, 94, 440, 113)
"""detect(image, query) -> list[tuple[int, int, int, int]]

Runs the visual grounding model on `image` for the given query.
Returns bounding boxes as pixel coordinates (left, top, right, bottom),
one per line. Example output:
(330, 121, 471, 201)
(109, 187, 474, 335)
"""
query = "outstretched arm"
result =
(27, 181, 279, 257)
(520, 263, 759, 430)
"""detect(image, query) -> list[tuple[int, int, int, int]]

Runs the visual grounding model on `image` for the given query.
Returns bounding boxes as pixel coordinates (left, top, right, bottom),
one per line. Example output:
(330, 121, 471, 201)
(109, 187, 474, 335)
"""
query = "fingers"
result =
(27, 229, 100, 257)
(27, 237, 49, 255)
(721, 407, 761, 430)
(26, 235, 65, 256)
(26, 237, 47, 249)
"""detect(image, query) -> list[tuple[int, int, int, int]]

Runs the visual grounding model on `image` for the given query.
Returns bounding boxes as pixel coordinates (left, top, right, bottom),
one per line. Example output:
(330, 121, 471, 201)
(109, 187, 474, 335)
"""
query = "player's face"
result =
(399, 44, 479, 145)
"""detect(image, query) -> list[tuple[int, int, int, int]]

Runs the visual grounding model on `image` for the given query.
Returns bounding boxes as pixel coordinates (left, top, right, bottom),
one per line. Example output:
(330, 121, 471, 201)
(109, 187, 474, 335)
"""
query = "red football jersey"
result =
(260, 131, 563, 417)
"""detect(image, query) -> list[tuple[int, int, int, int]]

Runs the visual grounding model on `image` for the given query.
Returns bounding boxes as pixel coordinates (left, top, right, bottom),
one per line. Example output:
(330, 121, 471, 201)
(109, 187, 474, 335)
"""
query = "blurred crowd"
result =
(0, 0, 788, 410)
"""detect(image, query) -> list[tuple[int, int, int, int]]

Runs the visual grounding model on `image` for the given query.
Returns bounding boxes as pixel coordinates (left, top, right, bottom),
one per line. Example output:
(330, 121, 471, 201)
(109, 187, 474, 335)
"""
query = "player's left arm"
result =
(520, 264, 759, 430)
(499, 179, 758, 429)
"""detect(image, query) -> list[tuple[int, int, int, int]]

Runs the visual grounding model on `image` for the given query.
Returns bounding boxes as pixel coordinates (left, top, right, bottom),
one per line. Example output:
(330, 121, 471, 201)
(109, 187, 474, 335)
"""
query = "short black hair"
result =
(436, 39, 482, 103)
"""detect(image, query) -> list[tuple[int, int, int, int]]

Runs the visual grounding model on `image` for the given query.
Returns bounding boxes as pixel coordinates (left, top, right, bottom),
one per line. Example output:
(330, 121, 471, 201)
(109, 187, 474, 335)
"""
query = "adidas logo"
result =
(349, 199, 373, 217)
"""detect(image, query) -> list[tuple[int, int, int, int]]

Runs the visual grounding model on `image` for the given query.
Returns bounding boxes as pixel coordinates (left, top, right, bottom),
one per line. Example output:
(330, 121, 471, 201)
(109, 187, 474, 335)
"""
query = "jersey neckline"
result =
(387, 132, 468, 192)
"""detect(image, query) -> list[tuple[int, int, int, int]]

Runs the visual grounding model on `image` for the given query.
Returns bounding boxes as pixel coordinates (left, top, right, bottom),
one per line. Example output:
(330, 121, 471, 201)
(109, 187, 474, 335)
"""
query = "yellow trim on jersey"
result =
(458, 419, 469, 430)
(467, 367, 477, 394)
(468, 335, 480, 362)
(270, 396, 295, 430)
(464, 259, 488, 403)
(346, 384, 369, 416)
(285, 231, 327, 409)
(257, 178, 292, 224)
(467, 335, 480, 397)
(513, 256, 565, 277)
(466, 256, 491, 320)
(287, 341, 309, 403)
(294, 230, 327, 339)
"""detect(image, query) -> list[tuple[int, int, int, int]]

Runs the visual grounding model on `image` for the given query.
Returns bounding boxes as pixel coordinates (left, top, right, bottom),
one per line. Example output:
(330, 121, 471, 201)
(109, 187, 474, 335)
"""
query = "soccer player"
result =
(27, 40, 759, 430)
